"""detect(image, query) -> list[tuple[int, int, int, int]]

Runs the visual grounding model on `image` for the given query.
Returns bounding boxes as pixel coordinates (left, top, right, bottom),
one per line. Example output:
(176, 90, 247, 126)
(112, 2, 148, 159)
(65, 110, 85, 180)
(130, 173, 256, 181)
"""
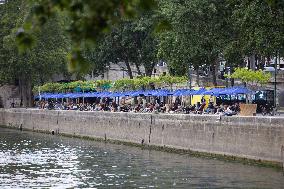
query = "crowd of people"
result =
(35, 96, 241, 116)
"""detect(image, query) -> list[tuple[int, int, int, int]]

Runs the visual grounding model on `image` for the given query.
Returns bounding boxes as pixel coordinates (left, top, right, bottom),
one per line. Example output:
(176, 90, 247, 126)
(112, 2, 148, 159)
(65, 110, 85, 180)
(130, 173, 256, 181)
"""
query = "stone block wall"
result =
(0, 108, 284, 164)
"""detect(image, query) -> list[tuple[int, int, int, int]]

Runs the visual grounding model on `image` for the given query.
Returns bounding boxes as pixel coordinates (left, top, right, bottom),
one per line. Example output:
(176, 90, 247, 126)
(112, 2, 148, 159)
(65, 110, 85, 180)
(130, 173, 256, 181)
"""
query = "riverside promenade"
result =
(1, 108, 284, 167)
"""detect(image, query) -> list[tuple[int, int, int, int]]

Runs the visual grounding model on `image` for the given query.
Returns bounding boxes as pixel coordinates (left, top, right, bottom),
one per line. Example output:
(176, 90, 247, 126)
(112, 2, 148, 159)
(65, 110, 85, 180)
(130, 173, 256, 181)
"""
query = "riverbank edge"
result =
(1, 124, 282, 170)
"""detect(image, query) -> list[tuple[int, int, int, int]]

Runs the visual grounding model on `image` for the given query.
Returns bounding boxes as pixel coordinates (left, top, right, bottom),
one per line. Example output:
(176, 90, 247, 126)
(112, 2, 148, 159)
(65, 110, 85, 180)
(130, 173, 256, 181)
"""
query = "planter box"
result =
(239, 104, 257, 116)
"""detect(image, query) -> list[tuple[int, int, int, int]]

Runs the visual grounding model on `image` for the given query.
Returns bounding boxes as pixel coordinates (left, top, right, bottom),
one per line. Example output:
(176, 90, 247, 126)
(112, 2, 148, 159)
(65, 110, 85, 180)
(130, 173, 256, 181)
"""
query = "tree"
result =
(88, 13, 159, 79)
(0, 0, 71, 106)
(15, 0, 157, 72)
(158, 0, 233, 86)
(228, 0, 284, 69)
(226, 68, 271, 88)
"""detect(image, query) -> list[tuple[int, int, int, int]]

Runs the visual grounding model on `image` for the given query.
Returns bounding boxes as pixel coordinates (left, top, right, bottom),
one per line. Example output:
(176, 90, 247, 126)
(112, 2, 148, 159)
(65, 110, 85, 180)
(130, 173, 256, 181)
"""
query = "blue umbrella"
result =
(221, 87, 253, 95)
(82, 93, 93, 98)
(202, 88, 225, 96)
(173, 89, 189, 96)
(151, 90, 164, 96)
(159, 89, 173, 96)
(111, 92, 123, 97)
(43, 93, 54, 99)
(62, 93, 73, 98)
(143, 90, 157, 96)
(68, 93, 83, 98)
(127, 90, 142, 97)
(192, 88, 207, 95)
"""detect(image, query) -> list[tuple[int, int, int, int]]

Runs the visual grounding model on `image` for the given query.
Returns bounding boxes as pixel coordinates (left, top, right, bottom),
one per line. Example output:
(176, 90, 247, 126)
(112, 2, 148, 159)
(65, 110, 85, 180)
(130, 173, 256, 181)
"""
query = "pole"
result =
(188, 64, 192, 105)
(274, 54, 277, 108)
(83, 89, 85, 105)
(39, 86, 41, 101)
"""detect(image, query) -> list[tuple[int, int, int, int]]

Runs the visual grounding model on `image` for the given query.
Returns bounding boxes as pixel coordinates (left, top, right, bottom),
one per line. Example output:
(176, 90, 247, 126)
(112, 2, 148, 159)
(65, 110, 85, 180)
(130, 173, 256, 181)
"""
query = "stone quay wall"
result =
(0, 108, 284, 164)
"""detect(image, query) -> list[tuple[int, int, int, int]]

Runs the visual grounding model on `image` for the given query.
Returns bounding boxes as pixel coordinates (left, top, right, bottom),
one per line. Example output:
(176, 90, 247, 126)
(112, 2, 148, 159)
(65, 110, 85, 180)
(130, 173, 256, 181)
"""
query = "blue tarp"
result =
(172, 89, 195, 96)
(202, 88, 225, 96)
(37, 87, 253, 99)
(191, 88, 207, 95)
(219, 87, 252, 95)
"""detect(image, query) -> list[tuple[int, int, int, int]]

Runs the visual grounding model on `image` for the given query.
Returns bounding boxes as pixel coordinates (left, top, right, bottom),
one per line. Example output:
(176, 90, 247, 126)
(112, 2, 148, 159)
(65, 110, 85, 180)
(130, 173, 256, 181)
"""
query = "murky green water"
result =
(0, 127, 283, 188)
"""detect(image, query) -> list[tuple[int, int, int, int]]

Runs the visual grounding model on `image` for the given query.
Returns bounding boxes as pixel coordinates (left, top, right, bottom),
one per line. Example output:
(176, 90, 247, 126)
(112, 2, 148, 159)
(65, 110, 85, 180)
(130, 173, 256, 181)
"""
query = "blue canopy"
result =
(127, 90, 144, 97)
(38, 93, 58, 99)
(191, 88, 207, 95)
(143, 90, 158, 96)
(219, 87, 252, 95)
(36, 87, 253, 100)
(202, 88, 225, 96)
(172, 89, 195, 96)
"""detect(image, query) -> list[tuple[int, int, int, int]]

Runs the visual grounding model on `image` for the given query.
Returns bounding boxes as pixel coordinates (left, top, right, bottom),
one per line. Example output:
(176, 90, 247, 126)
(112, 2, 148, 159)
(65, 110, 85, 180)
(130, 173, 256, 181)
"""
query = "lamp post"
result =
(225, 66, 231, 87)
(106, 65, 110, 80)
(188, 65, 192, 89)
(121, 68, 125, 78)
(274, 54, 277, 108)
(188, 64, 192, 105)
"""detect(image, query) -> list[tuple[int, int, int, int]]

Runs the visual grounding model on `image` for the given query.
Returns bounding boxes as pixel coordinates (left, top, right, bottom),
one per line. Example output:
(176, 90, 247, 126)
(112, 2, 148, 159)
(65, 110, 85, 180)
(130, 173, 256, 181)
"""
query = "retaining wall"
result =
(0, 108, 284, 164)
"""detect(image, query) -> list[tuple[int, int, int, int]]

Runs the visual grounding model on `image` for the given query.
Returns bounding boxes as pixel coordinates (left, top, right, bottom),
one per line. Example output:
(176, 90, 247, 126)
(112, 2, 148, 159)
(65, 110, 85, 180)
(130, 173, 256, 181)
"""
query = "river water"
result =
(0, 127, 283, 188)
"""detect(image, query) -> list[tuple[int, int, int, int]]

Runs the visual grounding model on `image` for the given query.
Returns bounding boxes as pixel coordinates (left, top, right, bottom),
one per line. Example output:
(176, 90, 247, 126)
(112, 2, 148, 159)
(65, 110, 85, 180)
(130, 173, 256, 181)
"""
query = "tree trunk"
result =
(26, 79, 33, 107)
(144, 62, 155, 77)
(19, 74, 33, 107)
(19, 76, 27, 107)
(260, 55, 265, 70)
(249, 54, 256, 70)
(211, 63, 218, 87)
(134, 62, 142, 76)
(125, 60, 133, 79)
(230, 78, 234, 87)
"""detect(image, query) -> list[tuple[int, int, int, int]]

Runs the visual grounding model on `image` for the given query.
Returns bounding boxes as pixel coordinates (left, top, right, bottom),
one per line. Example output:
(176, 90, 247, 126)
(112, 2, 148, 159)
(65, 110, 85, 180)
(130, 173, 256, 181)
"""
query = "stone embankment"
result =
(0, 108, 284, 166)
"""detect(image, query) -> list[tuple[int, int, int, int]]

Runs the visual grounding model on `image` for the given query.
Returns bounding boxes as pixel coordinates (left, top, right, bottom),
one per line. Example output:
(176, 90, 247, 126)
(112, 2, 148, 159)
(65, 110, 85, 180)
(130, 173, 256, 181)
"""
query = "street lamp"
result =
(274, 55, 278, 108)
(226, 66, 231, 87)
(121, 67, 125, 78)
(106, 65, 110, 80)
(188, 64, 192, 90)
(188, 64, 193, 105)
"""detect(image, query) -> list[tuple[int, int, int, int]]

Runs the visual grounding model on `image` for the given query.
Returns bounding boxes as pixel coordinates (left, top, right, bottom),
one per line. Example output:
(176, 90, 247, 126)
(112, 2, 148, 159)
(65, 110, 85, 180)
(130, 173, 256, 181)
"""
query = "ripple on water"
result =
(0, 127, 283, 188)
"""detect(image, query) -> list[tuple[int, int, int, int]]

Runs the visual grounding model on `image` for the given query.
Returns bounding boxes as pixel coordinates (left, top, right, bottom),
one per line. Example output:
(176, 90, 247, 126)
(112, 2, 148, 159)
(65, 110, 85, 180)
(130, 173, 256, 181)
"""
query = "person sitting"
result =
(201, 96, 206, 104)
(154, 102, 160, 112)
(215, 104, 225, 115)
(234, 102, 240, 113)
(224, 105, 237, 116)
(175, 105, 183, 113)
(160, 103, 166, 113)
(185, 104, 195, 114)
(196, 102, 206, 114)
(111, 101, 118, 112)
(79, 103, 84, 111)
(134, 105, 141, 112)
(205, 102, 215, 114)
(149, 103, 155, 112)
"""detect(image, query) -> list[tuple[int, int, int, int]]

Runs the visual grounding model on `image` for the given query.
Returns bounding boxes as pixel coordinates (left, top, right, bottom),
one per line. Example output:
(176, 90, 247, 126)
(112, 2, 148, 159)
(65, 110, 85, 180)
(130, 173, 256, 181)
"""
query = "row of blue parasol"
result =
(35, 86, 253, 99)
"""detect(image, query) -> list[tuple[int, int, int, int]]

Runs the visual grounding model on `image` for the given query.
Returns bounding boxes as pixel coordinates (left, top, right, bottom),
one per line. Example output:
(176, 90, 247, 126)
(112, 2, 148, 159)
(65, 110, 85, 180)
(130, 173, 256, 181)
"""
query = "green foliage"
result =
(34, 75, 188, 93)
(17, 0, 157, 73)
(231, 0, 284, 57)
(113, 78, 136, 91)
(157, 0, 232, 79)
(90, 13, 159, 78)
(157, 74, 187, 86)
(0, 0, 70, 86)
(157, 0, 284, 78)
(2, 0, 284, 102)
(226, 68, 271, 85)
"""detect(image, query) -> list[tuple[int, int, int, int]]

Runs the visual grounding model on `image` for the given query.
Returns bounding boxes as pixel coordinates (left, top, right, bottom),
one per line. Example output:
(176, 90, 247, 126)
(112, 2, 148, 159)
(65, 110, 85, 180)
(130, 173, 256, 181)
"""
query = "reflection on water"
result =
(0, 127, 283, 188)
